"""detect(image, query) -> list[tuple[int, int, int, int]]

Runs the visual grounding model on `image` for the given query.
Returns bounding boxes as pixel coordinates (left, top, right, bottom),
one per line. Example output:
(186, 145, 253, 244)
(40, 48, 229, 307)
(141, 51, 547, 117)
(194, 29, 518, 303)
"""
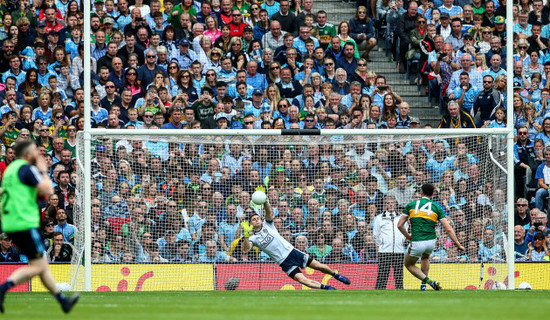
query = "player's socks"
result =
(320, 284, 336, 290)
(422, 277, 430, 284)
(428, 280, 442, 291)
(0, 280, 14, 293)
(58, 293, 80, 313)
(333, 273, 351, 285)
(0, 280, 14, 313)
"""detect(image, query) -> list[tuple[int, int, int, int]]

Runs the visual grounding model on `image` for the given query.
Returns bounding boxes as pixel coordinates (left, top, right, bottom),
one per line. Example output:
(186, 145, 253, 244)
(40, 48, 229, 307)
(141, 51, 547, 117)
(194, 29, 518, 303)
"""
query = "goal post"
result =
(70, 128, 518, 292)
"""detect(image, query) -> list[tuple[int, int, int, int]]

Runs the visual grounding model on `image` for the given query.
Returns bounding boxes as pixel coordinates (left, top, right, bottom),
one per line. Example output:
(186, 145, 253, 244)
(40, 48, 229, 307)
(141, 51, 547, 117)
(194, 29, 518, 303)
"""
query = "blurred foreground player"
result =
(241, 199, 351, 290)
(0, 141, 79, 313)
(397, 183, 465, 291)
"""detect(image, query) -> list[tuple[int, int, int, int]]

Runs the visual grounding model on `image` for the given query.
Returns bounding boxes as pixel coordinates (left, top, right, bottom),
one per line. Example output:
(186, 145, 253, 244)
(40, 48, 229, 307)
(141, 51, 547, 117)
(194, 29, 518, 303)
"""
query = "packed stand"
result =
(0, 0, 545, 264)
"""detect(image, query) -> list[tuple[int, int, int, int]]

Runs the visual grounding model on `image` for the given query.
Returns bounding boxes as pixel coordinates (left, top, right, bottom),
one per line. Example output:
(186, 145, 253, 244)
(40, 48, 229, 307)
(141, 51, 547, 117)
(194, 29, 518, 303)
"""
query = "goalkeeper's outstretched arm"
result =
(264, 200, 274, 222)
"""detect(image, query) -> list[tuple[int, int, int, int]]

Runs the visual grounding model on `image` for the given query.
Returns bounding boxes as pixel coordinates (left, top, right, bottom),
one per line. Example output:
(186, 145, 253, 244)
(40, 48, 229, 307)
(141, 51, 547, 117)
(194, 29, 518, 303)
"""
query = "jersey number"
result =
(415, 201, 433, 216)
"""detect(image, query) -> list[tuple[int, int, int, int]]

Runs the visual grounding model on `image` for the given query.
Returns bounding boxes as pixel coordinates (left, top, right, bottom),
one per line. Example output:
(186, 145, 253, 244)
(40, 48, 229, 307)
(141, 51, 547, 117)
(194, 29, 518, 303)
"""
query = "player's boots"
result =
(333, 273, 351, 285)
(327, 286, 337, 290)
(61, 294, 80, 313)
(428, 280, 442, 291)
(420, 284, 427, 291)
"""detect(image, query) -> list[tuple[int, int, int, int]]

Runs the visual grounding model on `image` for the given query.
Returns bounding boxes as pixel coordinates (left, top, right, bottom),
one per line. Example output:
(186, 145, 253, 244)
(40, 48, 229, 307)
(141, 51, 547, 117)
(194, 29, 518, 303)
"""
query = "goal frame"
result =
(77, 128, 515, 291)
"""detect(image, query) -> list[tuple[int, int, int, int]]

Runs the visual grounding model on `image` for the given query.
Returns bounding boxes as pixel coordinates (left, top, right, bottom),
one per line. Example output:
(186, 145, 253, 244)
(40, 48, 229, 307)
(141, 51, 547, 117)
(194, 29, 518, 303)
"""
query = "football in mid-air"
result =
(225, 277, 240, 291)
(252, 191, 267, 205)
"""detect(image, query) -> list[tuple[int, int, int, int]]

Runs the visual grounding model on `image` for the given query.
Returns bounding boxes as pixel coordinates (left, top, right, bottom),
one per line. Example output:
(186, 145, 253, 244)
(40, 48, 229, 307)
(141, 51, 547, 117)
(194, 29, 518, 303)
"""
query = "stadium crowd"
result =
(0, 0, 549, 267)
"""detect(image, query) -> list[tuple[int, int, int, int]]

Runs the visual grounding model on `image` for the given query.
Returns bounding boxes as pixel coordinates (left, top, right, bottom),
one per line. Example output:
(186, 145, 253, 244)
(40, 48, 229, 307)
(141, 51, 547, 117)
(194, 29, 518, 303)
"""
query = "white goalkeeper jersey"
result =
(249, 220, 293, 264)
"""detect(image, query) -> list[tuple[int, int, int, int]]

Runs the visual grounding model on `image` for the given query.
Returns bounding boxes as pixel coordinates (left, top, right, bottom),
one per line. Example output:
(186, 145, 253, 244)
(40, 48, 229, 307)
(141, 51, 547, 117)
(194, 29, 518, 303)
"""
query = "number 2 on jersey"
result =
(414, 201, 433, 216)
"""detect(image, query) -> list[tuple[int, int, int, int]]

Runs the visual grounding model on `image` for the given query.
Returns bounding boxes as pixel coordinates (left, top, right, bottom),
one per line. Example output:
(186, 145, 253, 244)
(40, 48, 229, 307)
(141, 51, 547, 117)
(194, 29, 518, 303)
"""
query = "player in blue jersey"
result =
(241, 200, 351, 290)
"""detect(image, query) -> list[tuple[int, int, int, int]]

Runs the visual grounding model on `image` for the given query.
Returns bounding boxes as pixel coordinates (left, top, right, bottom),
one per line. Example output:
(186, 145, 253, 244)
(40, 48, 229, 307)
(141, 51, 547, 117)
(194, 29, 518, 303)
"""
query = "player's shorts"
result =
(408, 239, 436, 258)
(7, 229, 45, 260)
(280, 249, 313, 278)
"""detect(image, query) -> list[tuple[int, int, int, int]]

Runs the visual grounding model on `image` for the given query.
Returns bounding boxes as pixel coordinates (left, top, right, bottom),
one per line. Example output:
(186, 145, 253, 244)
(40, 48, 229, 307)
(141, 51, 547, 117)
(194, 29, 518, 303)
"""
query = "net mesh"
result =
(66, 132, 523, 291)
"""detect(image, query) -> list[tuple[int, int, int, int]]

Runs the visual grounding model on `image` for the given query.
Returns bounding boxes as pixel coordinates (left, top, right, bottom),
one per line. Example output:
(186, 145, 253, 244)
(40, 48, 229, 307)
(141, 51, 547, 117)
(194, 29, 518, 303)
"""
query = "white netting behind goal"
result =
(69, 132, 512, 291)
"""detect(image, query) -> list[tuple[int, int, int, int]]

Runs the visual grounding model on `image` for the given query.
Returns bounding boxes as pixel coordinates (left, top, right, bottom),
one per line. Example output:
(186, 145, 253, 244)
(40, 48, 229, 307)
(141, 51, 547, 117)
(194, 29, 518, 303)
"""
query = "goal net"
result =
(65, 131, 516, 291)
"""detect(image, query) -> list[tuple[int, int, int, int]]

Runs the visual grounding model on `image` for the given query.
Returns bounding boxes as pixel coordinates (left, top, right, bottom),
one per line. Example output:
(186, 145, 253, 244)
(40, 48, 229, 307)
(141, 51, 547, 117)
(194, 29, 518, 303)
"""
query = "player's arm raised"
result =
(397, 214, 411, 241)
(264, 200, 274, 222)
(440, 218, 465, 252)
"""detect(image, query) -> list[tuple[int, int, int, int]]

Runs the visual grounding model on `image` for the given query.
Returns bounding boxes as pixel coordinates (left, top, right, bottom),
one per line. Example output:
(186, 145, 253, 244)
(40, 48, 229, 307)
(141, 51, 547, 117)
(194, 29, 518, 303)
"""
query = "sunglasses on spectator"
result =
(358, 11, 366, 14)
(271, 66, 280, 70)
(144, 115, 154, 118)
(483, 31, 492, 34)
(105, 85, 115, 88)
(358, 63, 367, 66)
(40, 129, 49, 132)
(245, 121, 254, 125)
(324, 63, 334, 66)
(46, 224, 55, 227)
(517, 204, 528, 206)
(127, 72, 136, 75)
(519, 46, 527, 49)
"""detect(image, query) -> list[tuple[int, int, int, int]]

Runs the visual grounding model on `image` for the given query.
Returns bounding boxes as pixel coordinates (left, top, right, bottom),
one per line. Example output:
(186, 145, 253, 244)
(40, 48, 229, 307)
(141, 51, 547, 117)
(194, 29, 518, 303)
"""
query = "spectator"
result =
(0, 233, 19, 262)
(271, 0, 299, 36)
(396, 1, 419, 73)
(46, 231, 73, 262)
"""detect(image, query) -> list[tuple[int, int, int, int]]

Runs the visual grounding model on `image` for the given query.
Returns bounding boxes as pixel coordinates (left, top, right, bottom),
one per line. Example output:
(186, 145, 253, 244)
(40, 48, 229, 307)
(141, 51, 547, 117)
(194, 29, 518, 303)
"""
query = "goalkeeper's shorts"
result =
(408, 239, 436, 258)
(280, 249, 312, 277)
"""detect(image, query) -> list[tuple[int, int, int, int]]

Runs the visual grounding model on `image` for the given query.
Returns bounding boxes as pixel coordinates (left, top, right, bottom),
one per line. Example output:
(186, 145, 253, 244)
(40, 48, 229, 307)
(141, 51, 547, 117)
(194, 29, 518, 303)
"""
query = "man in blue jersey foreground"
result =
(0, 141, 79, 313)
(397, 183, 465, 291)
(242, 200, 351, 290)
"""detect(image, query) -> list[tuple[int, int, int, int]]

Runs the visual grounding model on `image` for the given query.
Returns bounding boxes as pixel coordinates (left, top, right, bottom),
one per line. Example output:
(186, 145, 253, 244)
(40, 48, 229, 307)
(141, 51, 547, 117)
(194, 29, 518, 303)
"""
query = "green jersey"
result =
(314, 23, 336, 44)
(403, 197, 445, 242)
(0, 126, 19, 147)
(1, 159, 40, 232)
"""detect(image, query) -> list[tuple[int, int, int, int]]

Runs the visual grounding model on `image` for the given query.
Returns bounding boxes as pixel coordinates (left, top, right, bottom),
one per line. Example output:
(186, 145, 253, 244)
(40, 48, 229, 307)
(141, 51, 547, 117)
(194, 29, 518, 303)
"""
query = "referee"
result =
(0, 141, 79, 313)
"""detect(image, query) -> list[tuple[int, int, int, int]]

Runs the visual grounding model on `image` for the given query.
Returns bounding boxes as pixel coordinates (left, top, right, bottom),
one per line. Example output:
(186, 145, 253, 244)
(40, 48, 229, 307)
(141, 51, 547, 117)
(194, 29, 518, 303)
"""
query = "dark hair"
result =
(14, 140, 36, 158)
(422, 183, 435, 197)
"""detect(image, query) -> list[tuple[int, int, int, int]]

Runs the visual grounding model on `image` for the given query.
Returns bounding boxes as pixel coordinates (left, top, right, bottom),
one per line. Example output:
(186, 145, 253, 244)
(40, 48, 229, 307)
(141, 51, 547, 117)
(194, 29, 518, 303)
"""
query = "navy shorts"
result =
(280, 249, 312, 278)
(8, 229, 45, 260)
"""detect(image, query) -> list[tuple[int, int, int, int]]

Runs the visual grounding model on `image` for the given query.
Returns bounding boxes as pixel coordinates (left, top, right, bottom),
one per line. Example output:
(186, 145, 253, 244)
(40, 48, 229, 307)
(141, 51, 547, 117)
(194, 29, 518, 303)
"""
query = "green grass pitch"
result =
(3, 290, 549, 320)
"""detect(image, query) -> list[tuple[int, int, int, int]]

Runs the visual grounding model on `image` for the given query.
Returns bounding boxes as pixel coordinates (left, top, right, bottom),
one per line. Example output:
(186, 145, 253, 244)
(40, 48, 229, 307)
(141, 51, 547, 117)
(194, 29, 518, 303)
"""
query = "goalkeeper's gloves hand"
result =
(241, 221, 253, 238)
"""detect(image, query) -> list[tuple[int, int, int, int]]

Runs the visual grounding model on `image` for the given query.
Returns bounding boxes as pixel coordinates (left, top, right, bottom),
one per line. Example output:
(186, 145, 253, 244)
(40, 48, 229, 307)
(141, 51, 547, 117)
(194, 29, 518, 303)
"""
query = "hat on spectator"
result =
(37, 21, 47, 28)
(252, 89, 263, 96)
(178, 39, 191, 46)
(244, 110, 255, 116)
(260, 104, 271, 113)
(243, 26, 253, 33)
(440, 12, 450, 19)
(275, 166, 286, 173)
(49, 30, 59, 36)
(513, 81, 523, 89)
(0, 233, 8, 240)
(103, 16, 114, 24)
(96, 145, 107, 152)
(410, 117, 420, 124)
(463, 33, 473, 40)
(495, 16, 505, 24)
(95, 0, 104, 3)
(215, 113, 230, 121)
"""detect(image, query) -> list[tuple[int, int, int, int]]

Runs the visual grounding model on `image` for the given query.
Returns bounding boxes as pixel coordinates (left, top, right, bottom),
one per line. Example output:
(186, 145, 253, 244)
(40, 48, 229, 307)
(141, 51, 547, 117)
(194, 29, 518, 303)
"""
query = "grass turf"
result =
(2, 290, 548, 320)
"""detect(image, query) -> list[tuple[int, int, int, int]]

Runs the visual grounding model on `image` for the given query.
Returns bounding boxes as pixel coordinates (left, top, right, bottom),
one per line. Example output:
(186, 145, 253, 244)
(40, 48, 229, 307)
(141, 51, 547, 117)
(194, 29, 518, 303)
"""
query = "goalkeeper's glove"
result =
(241, 221, 253, 238)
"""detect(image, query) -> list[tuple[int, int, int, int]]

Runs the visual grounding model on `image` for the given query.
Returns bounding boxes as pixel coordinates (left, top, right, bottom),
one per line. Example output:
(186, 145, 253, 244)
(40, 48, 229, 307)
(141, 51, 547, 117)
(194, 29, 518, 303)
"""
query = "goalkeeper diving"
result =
(241, 199, 351, 290)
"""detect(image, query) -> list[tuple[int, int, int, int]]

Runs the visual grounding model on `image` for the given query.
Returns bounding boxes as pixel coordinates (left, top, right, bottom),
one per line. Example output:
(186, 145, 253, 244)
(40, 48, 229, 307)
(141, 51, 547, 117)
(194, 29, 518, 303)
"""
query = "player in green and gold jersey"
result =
(0, 141, 79, 313)
(397, 183, 465, 290)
